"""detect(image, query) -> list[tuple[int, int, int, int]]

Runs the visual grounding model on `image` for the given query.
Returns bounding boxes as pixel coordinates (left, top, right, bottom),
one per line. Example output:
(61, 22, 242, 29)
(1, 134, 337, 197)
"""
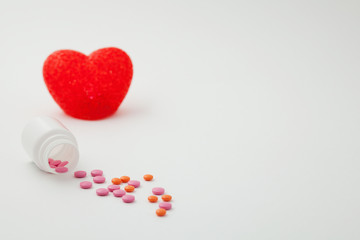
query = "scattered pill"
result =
(52, 160, 61, 166)
(161, 195, 172, 202)
(128, 180, 140, 188)
(96, 188, 109, 196)
(58, 161, 69, 167)
(49, 165, 56, 168)
(91, 169, 103, 177)
(113, 189, 126, 197)
(111, 178, 122, 185)
(120, 176, 130, 183)
(152, 187, 165, 195)
(148, 195, 158, 203)
(77, 170, 173, 211)
(124, 185, 135, 192)
(80, 181, 92, 189)
(108, 185, 120, 192)
(159, 202, 172, 210)
(48, 158, 54, 164)
(93, 176, 106, 183)
(55, 166, 68, 173)
(74, 171, 87, 178)
(156, 208, 166, 217)
(122, 194, 135, 203)
(143, 174, 153, 181)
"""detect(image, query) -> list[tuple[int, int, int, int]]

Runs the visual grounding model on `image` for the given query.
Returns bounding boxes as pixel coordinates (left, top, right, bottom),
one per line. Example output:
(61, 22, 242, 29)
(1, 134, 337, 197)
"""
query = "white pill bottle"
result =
(22, 116, 79, 174)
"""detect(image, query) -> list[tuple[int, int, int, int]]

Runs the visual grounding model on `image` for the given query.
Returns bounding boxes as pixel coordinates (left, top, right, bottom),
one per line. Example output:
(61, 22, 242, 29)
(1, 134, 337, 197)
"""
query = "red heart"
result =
(43, 47, 133, 120)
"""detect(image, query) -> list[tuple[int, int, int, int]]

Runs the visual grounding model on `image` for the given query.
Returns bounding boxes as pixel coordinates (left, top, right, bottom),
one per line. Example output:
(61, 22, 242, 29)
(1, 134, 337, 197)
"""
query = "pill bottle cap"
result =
(21, 116, 79, 174)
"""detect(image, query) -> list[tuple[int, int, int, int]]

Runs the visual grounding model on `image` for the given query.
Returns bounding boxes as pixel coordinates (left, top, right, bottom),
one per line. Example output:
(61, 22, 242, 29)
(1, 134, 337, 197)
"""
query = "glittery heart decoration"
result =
(43, 47, 133, 120)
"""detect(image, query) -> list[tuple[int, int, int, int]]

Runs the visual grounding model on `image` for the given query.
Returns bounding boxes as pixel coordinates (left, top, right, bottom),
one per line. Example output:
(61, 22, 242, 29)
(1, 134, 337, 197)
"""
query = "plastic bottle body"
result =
(22, 116, 79, 174)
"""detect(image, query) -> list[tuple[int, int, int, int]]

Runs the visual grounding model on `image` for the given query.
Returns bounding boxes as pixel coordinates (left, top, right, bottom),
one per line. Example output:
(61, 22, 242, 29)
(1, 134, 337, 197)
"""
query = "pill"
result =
(113, 189, 126, 197)
(128, 180, 140, 188)
(111, 178, 122, 185)
(143, 174, 153, 181)
(80, 181, 92, 189)
(48, 158, 54, 164)
(120, 176, 130, 183)
(122, 194, 135, 203)
(74, 171, 87, 178)
(58, 161, 69, 167)
(91, 169, 103, 177)
(152, 187, 165, 195)
(148, 195, 158, 203)
(49, 165, 56, 168)
(159, 202, 172, 210)
(156, 208, 166, 217)
(55, 167, 68, 173)
(52, 160, 61, 166)
(93, 176, 106, 183)
(162, 195, 172, 202)
(124, 185, 135, 192)
(108, 185, 120, 192)
(96, 188, 109, 196)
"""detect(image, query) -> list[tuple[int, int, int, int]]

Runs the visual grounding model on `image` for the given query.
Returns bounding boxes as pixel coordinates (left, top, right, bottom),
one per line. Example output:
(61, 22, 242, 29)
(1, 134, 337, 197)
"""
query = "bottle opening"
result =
(46, 142, 79, 173)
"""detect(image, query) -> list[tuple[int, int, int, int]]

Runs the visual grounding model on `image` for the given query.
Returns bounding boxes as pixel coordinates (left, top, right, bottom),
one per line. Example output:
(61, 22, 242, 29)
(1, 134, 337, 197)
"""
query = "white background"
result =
(0, 0, 359, 239)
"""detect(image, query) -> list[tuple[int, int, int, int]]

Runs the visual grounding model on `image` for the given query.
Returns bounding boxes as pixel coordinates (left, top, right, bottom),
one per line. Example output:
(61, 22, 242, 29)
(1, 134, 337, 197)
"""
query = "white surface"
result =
(0, 1, 359, 239)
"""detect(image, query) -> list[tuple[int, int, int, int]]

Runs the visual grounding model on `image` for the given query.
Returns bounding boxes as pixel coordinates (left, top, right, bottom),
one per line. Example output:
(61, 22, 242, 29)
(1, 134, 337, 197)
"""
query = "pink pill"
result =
(80, 181, 92, 189)
(96, 188, 109, 196)
(91, 169, 103, 177)
(93, 176, 106, 183)
(159, 202, 172, 210)
(58, 161, 69, 167)
(52, 160, 61, 166)
(48, 158, 54, 164)
(49, 165, 56, 168)
(122, 194, 135, 203)
(128, 180, 140, 188)
(74, 171, 87, 178)
(108, 185, 120, 192)
(113, 189, 126, 197)
(55, 167, 68, 173)
(152, 187, 165, 195)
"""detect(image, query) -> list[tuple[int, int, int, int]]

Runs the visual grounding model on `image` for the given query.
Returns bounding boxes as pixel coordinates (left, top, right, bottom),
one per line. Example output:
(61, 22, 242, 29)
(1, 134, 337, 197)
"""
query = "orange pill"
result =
(156, 208, 166, 217)
(161, 195, 172, 202)
(120, 176, 130, 183)
(111, 178, 122, 185)
(148, 195, 158, 203)
(143, 174, 153, 181)
(124, 185, 135, 192)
